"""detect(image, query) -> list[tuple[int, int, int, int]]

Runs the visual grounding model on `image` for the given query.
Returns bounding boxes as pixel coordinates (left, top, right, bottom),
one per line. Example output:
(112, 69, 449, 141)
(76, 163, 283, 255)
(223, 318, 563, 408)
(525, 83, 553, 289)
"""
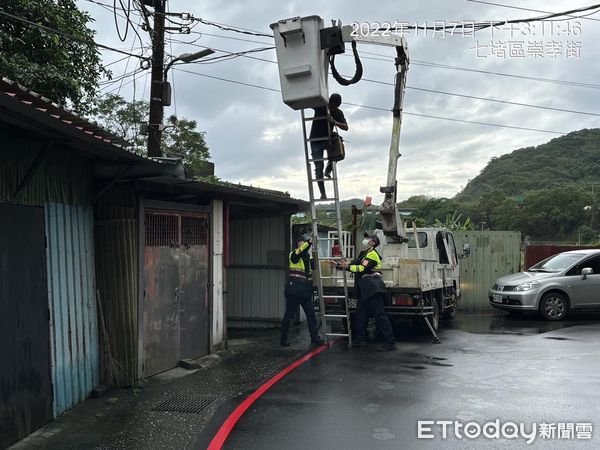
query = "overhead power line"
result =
(0, 10, 148, 60)
(186, 25, 600, 90)
(174, 68, 567, 135)
(196, 18, 273, 37)
(465, 0, 600, 22)
(172, 40, 600, 117)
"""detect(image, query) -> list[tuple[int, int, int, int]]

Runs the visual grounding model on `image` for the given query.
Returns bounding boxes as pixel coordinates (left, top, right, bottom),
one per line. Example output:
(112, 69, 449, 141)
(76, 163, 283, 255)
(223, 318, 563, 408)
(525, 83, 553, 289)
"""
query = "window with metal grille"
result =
(145, 210, 208, 247)
(182, 216, 208, 246)
(145, 212, 179, 246)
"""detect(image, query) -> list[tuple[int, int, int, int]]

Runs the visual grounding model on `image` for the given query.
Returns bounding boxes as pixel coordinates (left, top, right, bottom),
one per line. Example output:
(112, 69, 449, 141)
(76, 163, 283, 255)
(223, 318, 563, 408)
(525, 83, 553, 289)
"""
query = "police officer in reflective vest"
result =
(338, 234, 396, 352)
(280, 234, 324, 348)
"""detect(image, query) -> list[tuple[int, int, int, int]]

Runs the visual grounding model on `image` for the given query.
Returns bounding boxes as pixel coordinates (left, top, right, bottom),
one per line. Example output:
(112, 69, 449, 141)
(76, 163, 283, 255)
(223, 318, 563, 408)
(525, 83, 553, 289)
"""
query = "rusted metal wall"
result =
(525, 245, 600, 269)
(0, 126, 93, 206)
(0, 203, 53, 448)
(94, 184, 139, 387)
(1, 132, 100, 428)
(45, 203, 99, 416)
(453, 231, 521, 311)
(227, 215, 289, 328)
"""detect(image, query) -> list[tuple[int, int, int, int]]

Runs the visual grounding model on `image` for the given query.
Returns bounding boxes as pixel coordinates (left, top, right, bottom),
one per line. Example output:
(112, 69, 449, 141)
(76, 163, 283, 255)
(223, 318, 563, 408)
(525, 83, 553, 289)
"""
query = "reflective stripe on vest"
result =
(349, 249, 382, 273)
(289, 242, 312, 279)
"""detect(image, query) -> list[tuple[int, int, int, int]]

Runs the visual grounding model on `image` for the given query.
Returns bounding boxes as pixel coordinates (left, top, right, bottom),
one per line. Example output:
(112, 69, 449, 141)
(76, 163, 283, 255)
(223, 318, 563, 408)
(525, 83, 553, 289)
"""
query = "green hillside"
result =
(398, 128, 600, 243)
(457, 128, 600, 202)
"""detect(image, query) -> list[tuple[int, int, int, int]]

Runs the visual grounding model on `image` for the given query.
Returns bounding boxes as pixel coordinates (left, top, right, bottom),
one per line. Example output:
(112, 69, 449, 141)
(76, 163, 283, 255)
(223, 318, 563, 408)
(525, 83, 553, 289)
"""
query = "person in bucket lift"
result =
(309, 93, 348, 199)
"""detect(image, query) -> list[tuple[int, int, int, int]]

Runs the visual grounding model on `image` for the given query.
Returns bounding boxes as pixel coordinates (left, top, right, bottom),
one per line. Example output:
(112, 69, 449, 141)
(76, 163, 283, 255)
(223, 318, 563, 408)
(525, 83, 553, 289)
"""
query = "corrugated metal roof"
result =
(135, 176, 308, 208)
(0, 78, 307, 207)
(0, 77, 130, 148)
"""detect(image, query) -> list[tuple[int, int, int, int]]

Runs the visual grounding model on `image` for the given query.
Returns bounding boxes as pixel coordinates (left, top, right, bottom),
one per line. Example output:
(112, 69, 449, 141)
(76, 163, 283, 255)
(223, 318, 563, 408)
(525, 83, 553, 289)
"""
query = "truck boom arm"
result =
(340, 27, 410, 239)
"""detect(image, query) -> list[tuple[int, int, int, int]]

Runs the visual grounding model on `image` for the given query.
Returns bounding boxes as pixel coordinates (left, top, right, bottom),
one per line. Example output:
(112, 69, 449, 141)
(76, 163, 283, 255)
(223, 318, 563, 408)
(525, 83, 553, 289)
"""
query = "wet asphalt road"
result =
(215, 314, 600, 449)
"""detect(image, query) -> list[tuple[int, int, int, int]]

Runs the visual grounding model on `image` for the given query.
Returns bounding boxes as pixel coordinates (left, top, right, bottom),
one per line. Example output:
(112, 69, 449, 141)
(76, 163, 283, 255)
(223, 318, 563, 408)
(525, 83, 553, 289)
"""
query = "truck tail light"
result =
(392, 295, 414, 306)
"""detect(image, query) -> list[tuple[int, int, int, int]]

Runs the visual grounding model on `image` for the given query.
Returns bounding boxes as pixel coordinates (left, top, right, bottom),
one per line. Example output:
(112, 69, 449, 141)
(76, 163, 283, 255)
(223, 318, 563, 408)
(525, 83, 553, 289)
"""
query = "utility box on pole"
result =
(270, 16, 329, 110)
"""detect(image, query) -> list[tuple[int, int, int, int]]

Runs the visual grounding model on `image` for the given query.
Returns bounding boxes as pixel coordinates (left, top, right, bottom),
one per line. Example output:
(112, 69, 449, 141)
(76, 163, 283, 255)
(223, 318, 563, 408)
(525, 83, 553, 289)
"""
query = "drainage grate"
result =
(151, 393, 218, 414)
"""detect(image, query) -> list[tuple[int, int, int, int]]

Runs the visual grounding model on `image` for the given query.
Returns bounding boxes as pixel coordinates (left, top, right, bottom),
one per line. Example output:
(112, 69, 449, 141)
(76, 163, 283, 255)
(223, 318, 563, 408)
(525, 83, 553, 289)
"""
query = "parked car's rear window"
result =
(529, 253, 587, 272)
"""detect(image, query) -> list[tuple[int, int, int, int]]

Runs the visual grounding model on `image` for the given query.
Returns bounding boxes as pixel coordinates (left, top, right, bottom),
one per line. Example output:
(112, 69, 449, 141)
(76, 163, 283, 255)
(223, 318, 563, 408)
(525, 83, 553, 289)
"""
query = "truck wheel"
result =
(442, 288, 457, 320)
(442, 304, 456, 320)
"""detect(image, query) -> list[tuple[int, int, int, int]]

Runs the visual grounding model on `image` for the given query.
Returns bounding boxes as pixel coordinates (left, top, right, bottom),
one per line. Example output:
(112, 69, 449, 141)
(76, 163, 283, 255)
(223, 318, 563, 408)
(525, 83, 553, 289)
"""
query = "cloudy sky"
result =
(79, 0, 600, 203)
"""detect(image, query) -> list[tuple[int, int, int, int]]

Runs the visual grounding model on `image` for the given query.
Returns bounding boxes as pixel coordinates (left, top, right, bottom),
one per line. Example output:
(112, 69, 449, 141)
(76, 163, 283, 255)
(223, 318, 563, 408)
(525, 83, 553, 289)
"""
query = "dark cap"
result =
(296, 232, 311, 244)
(369, 234, 380, 248)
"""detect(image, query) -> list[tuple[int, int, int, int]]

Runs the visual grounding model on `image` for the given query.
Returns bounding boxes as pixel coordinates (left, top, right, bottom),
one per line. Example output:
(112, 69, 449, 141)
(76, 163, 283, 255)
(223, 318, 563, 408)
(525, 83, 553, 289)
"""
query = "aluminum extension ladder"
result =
(300, 108, 352, 347)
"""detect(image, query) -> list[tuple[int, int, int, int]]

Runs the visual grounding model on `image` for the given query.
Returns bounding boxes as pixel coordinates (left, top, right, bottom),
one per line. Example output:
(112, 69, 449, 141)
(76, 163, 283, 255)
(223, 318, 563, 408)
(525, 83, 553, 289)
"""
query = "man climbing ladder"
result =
(309, 93, 348, 199)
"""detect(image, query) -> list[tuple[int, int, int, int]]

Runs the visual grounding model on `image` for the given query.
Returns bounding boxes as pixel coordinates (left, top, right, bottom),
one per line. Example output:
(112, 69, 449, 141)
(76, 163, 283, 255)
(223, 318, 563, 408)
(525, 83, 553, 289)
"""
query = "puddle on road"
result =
(446, 313, 600, 337)
(397, 353, 455, 369)
(424, 361, 453, 367)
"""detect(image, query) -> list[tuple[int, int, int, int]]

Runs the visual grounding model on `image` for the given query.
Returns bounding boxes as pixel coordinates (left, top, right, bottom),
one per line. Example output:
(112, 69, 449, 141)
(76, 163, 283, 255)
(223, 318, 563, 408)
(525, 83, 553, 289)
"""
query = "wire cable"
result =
(182, 27, 600, 90)
(196, 17, 273, 37)
(465, 0, 600, 22)
(174, 69, 567, 134)
(0, 10, 147, 60)
(171, 40, 600, 117)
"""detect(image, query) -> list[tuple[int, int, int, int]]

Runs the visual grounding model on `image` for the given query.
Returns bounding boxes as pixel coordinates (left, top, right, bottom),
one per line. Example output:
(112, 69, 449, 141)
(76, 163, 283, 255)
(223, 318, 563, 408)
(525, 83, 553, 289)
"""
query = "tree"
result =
(91, 94, 211, 176)
(0, 0, 107, 112)
(434, 212, 475, 231)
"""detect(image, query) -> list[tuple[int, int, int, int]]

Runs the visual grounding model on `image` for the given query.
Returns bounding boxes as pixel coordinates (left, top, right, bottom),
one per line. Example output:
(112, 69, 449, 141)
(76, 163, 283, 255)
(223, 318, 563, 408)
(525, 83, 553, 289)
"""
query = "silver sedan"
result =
(489, 249, 600, 320)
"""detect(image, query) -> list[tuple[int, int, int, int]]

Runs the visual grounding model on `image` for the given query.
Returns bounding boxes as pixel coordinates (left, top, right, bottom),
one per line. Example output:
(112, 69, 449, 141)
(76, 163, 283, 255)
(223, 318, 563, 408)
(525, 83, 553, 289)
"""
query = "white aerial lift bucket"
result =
(270, 16, 329, 110)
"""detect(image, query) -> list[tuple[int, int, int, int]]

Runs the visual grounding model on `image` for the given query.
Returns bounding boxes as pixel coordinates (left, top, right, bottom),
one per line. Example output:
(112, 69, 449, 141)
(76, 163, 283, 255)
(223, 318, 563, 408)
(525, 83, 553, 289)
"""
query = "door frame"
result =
(139, 200, 210, 377)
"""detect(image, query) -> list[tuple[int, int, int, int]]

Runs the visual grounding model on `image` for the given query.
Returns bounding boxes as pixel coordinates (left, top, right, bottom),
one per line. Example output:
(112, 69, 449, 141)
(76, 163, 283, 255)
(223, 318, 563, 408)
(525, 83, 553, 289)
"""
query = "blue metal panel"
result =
(45, 203, 99, 417)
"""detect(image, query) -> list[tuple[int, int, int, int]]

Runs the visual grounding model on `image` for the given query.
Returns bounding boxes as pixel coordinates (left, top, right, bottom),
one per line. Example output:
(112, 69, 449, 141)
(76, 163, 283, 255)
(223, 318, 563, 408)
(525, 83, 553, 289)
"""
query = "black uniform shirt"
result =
(309, 106, 347, 139)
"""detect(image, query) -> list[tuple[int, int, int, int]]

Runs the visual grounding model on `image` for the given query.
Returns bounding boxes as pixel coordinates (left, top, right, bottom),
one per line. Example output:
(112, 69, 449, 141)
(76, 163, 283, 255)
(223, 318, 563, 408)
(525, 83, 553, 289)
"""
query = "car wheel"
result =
(539, 292, 569, 321)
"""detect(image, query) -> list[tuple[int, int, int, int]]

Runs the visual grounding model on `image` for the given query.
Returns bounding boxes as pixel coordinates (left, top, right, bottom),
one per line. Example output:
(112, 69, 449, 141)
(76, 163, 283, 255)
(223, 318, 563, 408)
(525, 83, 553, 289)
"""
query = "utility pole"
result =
(147, 0, 166, 157)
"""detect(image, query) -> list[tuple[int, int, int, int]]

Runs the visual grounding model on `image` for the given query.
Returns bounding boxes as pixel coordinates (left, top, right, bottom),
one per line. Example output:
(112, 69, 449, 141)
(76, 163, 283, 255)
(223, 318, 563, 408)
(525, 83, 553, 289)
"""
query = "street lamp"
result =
(164, 48, 215, 79)
(162, 49, 215, 106)
(147, 48, 215, 156)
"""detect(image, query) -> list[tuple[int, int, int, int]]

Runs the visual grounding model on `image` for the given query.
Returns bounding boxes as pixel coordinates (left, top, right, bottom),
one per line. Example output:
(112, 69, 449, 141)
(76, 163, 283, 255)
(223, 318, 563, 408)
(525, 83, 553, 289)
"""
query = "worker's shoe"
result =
(320, 193, 327, 200)
(310, 338, 325, 348)
(377, 342, 397, 352)
(352, 340, 368, 347)
(324, 170, 332, 178)
(280, 339, 290, 347)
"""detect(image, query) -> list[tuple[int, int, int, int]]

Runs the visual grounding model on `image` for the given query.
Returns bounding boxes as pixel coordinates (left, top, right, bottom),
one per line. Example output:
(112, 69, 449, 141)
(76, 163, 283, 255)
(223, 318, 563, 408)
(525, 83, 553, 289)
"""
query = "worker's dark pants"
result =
(310, 141, 329, 197)
(281, 294, 319, 341)
(354, 292, 395, 344)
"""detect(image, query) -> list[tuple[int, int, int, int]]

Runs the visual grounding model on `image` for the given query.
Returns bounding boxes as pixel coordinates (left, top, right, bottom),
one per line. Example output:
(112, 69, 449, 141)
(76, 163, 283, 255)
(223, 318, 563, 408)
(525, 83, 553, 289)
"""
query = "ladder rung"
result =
(307, 158, 328, 163)
(324, 314, 348, 318)
(326, 333, 350, 337)
(319, 276, 345, 280)
(304, 115, 329, 122)
(311, 198, 335, 203)
(310, 178, 336, 183)
(307, 137, 329, 142)
(322, 295, 347, 298)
